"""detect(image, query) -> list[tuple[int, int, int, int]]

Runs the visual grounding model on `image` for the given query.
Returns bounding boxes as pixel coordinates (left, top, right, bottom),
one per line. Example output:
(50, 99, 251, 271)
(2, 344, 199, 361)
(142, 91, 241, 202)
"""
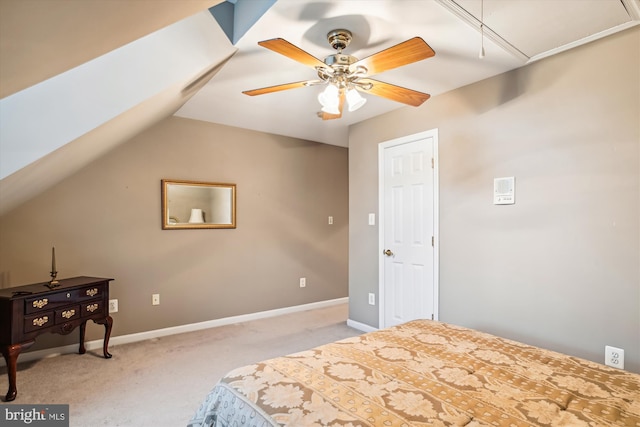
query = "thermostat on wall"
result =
(494, 177, 515, 205)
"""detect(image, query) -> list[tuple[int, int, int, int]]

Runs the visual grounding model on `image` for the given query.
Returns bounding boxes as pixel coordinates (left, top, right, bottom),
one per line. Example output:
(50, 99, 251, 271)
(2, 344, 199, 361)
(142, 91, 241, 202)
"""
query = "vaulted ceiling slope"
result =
(0, 0, 233, 215)
(0, 0, 231, 179)
(1, 0, 639, 216)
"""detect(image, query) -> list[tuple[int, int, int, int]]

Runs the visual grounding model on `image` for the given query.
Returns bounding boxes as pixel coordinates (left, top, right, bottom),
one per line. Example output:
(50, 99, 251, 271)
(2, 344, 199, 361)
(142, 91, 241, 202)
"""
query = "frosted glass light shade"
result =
(188, 208, 205, 223)
(346, 88, 366, 111)
(318, 84, 339, 108)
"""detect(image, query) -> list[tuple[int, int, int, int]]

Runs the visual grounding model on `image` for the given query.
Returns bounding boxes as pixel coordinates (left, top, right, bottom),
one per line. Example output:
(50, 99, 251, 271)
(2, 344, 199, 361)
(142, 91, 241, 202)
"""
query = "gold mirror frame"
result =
(161, 179, 236, 229)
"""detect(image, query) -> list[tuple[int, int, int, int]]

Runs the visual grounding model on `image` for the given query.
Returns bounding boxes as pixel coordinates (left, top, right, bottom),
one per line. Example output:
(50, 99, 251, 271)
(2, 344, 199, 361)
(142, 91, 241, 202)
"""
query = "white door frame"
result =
(378, 129, 439, 328)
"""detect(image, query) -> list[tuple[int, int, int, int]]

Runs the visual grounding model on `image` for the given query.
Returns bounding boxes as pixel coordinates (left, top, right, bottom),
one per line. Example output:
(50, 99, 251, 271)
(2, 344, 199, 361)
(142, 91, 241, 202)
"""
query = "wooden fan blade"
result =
(351, 37, 435, 76)
(358, 78, 430, 106)
(320, 92, 345, 120)
(258, 38, 327, 70)
(243, 81, 314, 96)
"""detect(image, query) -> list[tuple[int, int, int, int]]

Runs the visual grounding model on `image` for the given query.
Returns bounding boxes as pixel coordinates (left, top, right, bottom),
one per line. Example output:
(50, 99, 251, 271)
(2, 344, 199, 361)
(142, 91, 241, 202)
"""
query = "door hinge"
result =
(431, 157, 434, 169)
(431, 236, 434, 247)
(431, 313, 434, 320)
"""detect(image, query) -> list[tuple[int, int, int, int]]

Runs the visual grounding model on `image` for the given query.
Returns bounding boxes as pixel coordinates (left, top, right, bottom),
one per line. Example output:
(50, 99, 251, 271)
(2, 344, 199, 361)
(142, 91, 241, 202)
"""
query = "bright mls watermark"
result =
(1, 405, 68, 426)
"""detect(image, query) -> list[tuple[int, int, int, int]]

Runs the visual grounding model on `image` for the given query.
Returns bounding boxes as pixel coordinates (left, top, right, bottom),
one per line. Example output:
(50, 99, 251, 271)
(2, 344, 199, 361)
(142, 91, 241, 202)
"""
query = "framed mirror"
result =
(161, 180, 236, 229)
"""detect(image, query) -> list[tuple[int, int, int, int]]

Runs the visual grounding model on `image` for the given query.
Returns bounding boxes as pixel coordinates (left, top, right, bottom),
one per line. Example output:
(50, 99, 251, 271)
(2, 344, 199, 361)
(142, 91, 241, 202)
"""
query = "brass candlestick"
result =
(47, 247, 60, 289)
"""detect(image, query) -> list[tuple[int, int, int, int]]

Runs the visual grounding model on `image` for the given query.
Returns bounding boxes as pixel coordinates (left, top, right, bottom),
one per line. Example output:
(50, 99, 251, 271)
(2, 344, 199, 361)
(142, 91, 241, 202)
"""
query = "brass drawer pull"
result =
(86, 288, 99, 297)
(86, 303, 99, 313)
(33, 316, 49, 327)
(32, 298, 48, 309)
(62, 309, 76, 319)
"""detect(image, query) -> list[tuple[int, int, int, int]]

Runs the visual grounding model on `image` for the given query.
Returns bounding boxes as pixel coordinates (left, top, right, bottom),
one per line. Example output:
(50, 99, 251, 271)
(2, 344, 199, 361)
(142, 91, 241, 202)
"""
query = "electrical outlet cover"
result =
(605, 345, 624, 369)
(109, 299, 118, 313)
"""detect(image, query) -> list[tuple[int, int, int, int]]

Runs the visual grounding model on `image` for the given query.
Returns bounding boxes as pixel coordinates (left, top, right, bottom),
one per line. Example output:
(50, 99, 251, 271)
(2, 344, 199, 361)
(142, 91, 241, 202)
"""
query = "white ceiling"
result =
(175, 0, 640, 147)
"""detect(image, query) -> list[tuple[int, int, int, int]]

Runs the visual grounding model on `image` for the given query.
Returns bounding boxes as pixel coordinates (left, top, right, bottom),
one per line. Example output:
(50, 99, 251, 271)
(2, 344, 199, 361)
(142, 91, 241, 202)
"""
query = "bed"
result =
(187, 319, 640, 426)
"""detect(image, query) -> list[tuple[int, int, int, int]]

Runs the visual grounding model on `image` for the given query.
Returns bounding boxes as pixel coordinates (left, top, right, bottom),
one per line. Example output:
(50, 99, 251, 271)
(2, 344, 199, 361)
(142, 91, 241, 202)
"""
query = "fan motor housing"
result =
(324, 54, 357, 68)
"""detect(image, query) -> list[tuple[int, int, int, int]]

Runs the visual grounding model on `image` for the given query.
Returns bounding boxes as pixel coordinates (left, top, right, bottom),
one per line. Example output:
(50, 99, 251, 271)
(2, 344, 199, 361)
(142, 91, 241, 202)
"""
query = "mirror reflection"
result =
(162, 180, 236, 229)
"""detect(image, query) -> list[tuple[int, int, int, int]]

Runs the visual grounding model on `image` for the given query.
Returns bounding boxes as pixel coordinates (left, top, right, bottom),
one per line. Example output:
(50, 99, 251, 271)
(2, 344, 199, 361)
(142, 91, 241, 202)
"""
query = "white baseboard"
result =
(347, 318, 378, 333)
(0, 297, 349, 367)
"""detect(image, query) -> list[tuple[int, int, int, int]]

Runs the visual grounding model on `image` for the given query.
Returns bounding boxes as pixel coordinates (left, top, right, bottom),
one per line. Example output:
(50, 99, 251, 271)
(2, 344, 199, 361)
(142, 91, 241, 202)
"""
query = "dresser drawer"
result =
(55, 305, 80, 324)
(26, 291, 78, 314)
(81, 300, 104, 317)
(80, 286, 103, 300)
(24, 284, 105, 314)
(24, 312, 53, 333)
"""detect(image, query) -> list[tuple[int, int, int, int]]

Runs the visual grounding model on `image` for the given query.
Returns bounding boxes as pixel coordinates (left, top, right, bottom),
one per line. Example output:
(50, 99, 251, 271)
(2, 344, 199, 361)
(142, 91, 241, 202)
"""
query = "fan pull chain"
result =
(479, 0, 486, 58)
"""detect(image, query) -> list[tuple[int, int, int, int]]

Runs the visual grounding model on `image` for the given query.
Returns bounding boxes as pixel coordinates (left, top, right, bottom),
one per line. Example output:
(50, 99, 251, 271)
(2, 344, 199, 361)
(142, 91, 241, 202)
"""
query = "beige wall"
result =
(0, 117, 349, 350)
(349, 27, 640, 372)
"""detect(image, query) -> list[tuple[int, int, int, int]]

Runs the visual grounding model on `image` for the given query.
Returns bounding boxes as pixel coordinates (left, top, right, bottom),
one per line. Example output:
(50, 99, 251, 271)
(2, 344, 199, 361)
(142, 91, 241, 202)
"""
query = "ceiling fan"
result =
(243, 29, 436, 120)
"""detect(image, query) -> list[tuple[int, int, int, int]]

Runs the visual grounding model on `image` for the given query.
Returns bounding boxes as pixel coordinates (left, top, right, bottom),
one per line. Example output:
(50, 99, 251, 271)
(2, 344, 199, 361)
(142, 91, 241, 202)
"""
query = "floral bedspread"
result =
(187, 320, 640, 426)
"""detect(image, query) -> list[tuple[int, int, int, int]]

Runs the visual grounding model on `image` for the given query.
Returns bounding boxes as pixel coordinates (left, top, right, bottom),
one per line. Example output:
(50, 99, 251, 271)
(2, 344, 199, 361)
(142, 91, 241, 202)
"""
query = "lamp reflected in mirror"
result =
(188, 208, 205, 223)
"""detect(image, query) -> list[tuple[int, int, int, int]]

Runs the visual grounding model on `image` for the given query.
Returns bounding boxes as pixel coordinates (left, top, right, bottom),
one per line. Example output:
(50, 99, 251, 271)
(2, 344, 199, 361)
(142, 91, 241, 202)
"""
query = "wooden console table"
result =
(0, 276, 113, 401)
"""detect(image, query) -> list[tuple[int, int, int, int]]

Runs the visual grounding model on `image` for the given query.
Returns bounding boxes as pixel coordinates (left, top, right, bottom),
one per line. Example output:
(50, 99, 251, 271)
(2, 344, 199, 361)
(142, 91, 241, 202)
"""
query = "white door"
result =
(379, 130, 438, 328)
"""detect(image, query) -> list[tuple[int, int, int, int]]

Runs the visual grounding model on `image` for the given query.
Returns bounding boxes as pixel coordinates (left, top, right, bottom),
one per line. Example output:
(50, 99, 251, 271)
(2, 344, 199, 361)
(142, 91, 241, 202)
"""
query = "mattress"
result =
(187, 319, 640, 426)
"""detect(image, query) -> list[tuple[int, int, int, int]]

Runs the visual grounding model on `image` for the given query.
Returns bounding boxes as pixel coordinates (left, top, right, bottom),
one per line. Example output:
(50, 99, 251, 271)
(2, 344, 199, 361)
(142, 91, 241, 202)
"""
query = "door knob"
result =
(383, 249, 394, 256)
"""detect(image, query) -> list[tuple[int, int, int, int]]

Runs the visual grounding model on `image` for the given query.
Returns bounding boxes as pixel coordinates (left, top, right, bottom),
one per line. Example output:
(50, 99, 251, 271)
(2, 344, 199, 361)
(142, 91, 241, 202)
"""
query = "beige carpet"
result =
(0, 303, 361, 426)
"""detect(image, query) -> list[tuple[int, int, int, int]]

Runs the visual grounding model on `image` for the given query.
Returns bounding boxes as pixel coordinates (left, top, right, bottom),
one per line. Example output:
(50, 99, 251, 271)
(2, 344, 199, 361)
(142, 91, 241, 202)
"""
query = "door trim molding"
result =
(378, 129, 439, 328)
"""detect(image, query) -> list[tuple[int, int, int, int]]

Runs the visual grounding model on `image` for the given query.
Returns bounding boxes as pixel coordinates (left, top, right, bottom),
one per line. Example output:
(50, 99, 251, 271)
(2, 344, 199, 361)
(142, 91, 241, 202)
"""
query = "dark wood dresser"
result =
(0, 276, 113, 401)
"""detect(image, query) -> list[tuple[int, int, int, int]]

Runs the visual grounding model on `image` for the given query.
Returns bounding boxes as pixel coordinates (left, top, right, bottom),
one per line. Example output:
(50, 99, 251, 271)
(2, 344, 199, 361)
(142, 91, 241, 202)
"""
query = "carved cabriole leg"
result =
(93, 315, 113, 359)
(1, 341, 35, 402)
(78, 320, 88, 354)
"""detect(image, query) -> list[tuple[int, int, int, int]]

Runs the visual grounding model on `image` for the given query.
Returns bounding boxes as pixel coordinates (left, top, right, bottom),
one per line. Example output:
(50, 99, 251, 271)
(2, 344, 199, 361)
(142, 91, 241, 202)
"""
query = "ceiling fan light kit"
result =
(319, 83, 366, 113)
(243, 28, 435, 120)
